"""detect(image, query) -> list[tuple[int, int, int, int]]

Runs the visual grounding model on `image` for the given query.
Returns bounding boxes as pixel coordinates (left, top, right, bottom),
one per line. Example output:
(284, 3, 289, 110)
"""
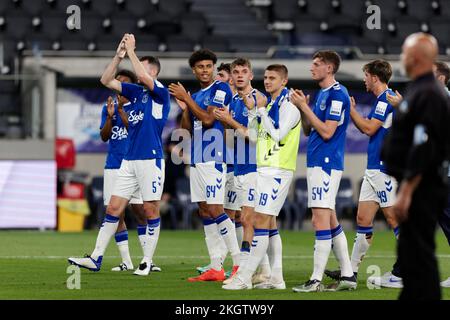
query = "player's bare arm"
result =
(123, 34, 156, 92)
(349, 96, 383, 136)
(100, 36, 127, 93)
(169, 82, 216, 128)
(291, 89, 336, 140)
(116, 95, 129, 129)
(100, 96, 115, 142)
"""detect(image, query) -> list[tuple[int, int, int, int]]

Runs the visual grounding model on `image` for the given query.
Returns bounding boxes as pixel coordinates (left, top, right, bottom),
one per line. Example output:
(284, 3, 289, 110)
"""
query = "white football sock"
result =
(91, 214, 119, 261)
(142, 218, 160, 265)
(137, 224, 147, 255)
(203, 218, 222, 270)
(268, 229, 283, 283)
(216, 213, 240, 266)
(239, 229, 269, 281)
(115, 230, 132, 266)
(310, 230, 332, 281)
(351, 225, 373, 273)
(330, 225, 353, 278)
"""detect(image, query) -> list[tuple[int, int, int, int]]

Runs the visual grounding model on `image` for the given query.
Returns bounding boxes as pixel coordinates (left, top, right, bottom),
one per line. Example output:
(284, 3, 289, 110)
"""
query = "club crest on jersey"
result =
(203, 95, 210, 106)
(129, 110, 144, 125)
(142, 94, 149, 104)
(320, 100, 326, 111)
(111, 126, 128, 140)
(242, 108, 248, 117)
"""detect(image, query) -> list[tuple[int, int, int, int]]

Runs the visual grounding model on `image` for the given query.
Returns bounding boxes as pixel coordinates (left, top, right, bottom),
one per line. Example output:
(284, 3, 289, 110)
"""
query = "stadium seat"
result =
(429, 19, 450, 50)
(109, 16, 140, 37)
(200, 35, 231, 52)
(91, 0, 119, 16)
(37, 14, 67, 41)
(122, 0, 156, 17)
(158, 0, 187, 19)
(293, 177, 308, 230)
(305, 0, 334, 20)
(272, 0, 298, 21)
(21, 0, 47, 15)
(405, 0, 437, 21)
(2, 14, 30, 40)
(338, 0, 367, 21)
(134, 34, 159, 52)
(335, 177, 354, 219)
(180, 13, 209, 43)
(165, 34, 196, 52)
(175, 177, 199, 229)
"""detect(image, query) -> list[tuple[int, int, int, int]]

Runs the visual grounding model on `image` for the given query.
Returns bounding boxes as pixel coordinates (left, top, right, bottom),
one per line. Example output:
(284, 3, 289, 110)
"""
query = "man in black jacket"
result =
(382, 33, 450, 300)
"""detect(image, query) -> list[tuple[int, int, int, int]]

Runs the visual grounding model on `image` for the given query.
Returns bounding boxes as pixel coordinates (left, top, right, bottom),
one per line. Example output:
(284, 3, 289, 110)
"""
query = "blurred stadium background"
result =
(0, 0, 449, 233)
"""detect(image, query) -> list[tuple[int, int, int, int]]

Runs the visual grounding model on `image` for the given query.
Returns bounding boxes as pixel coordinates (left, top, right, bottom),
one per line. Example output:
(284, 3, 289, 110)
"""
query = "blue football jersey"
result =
(366, 89, 395, 172)
(306, 82, 350, 171)
(190, 80, 233, 164)
(120, 81, 170, 161)
(229, 90, 257, 176)
(100, 102, 129, 169)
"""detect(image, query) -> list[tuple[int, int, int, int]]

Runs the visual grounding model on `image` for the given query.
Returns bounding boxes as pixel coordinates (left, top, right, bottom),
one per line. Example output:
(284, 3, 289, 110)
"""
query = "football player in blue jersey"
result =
(291, 50, 356, 292)
(324, 60, 402, 288)
(100, 69, 160, 273)
(213, 58, 272, 287)
(169, 49, 241, 282)
(68, 34, 170, 276)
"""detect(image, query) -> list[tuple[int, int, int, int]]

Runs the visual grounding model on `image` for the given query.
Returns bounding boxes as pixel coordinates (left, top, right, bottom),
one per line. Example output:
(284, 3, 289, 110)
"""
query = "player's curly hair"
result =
(363, 60, 392, 84)
(115, 69, 137, 83)
(189, 49, 217, 68)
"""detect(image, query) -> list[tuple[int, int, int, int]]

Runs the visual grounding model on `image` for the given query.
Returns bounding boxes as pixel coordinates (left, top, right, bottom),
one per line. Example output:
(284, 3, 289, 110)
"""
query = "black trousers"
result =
(398, 183, 446, 300)
(438, 177, 450, 245)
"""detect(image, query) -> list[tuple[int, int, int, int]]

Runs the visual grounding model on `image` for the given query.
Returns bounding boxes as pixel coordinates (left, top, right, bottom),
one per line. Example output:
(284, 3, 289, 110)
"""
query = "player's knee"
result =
(106, 203, 122, 216)
(240, 213, 253, 228)
(143, 201, 159, 219)
(356, 213, 371, 227)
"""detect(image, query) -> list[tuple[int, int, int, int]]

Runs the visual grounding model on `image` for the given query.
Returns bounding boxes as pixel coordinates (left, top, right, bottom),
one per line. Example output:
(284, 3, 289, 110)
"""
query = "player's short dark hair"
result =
(312, 50, 341, 74)
(363, 59, 393, 84)
(434, 61, 450, 85)
(188, 49, 217, 68)
(231, 58, 252, 71)
(217, 62, 231, 74)
(265, 64, 288, 78)
(115, 69, 137, 83)
(139, 56, 161, 75)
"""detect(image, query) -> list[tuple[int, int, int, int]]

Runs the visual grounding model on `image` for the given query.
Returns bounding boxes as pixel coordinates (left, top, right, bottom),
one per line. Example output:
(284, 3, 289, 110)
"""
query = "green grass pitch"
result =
(0, 230, 449, 300)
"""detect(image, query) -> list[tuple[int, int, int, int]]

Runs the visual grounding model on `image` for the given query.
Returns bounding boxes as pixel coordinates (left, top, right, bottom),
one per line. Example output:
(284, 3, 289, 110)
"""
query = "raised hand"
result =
(123, 33, 136, 53)
(241, 91, 256, 110)
(169, 82, 189, 101)
(386, 90, 403, 107)
(116, 37, 127, 59)
(213, 107, 232, 124)
(107, 96, 115, 117)
(255, 91, 268, 108)
(290, 89, 310, 111)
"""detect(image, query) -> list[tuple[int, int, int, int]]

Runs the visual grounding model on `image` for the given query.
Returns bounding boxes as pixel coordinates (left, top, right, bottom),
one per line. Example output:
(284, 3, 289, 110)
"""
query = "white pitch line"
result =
(0, 255, 449, 259)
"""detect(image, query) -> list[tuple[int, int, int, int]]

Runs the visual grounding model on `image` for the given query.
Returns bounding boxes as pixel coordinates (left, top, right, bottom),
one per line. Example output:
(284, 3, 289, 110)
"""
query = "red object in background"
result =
(61, 182, 85, 200)
(55, 138, 76, 169)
